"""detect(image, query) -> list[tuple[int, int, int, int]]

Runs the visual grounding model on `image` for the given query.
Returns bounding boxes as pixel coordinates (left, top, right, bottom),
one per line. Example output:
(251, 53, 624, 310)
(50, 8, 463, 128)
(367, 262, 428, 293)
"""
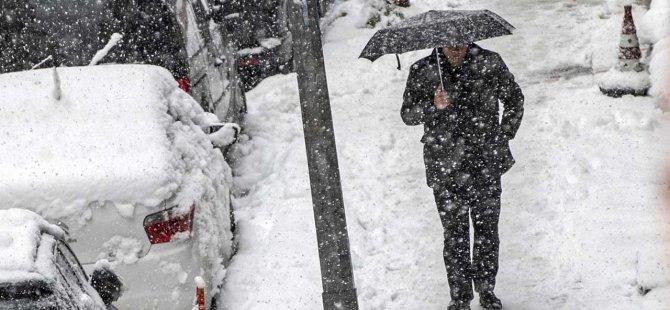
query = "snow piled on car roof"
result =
(0, 65, 220, 224)
(0, 209, 64, 282)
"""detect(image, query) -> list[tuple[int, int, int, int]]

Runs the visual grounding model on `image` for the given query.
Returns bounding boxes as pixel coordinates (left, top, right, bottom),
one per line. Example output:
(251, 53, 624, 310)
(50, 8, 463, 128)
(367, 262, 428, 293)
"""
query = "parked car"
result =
(237, 37, 294, 91)
(0, 209, 123, 310)
(0, 0, 246, 124)
(213, 0, 294, 91)
(0, 65, 238, 309)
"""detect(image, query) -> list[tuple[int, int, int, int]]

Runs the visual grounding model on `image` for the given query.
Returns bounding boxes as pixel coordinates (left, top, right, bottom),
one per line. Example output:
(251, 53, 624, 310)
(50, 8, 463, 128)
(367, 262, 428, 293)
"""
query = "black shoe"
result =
(447, 300, 471, 310)
(479, 291, 502, 309)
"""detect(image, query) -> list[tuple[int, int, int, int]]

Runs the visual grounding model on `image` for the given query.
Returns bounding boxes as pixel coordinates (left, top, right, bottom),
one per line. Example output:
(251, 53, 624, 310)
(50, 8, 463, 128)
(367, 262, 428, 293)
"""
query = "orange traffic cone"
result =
(598, 5, 650, 98)
(617, 5, 644, 72)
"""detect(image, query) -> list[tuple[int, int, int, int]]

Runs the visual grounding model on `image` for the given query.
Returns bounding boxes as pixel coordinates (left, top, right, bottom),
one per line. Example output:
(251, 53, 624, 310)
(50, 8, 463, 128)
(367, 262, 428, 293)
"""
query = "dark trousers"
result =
(433, 174, 501, 302)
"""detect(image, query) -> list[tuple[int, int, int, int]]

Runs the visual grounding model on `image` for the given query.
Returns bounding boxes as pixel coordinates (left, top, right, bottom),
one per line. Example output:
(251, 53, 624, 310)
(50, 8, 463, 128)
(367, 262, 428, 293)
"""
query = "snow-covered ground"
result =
(221, 0, 670, 309)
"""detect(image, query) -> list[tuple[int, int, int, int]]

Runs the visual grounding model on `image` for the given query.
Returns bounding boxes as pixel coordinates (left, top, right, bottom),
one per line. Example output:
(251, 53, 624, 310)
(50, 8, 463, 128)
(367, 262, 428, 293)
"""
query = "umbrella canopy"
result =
(359, 9, 515, 62)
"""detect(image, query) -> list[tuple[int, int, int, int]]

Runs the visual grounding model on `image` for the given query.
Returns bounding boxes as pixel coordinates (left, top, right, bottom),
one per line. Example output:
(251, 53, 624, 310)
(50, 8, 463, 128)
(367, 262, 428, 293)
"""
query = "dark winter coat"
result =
(98, 0, 189, 79)
(401, 44, 524, 189)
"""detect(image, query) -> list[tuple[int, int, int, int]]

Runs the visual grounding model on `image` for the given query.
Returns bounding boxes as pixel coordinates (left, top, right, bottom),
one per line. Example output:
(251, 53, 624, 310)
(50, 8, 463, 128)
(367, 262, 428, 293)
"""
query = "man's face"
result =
(443, 46, 468, 59)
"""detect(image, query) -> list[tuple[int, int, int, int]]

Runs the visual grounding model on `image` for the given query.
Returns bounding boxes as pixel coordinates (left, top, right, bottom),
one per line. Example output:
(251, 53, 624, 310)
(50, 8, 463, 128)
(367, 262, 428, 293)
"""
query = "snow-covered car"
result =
(237, 37, 294, 91)
(212, 0, 294, 91)
(0, 65, 237, 309)
(0, 209, 121, 310)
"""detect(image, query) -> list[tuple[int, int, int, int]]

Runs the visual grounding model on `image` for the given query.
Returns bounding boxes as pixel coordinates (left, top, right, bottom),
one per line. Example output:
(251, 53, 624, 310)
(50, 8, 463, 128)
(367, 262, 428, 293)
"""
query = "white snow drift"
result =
(641, 0, 670, 109)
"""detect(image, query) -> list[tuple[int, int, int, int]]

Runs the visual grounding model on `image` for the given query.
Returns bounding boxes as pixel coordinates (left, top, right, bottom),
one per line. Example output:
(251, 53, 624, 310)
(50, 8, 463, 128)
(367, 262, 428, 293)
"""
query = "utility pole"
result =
(286, 1, 359, 310)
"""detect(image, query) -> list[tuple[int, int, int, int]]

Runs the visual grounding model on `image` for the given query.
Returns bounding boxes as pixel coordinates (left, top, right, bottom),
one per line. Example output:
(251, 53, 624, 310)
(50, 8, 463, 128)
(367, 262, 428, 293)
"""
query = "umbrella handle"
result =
(435, 48, 445, 91)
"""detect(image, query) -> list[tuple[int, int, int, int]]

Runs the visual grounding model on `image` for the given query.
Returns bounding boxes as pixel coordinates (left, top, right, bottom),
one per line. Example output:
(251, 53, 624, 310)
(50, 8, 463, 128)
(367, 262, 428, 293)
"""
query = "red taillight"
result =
(143, 205, 195, 244)
(239, 58, 260, 67)
(177, 77, 191, 93)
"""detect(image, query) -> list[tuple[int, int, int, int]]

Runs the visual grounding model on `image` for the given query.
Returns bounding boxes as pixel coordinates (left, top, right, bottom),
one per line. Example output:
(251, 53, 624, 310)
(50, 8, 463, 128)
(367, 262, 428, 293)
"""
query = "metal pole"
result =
(286, 1, 359, 310)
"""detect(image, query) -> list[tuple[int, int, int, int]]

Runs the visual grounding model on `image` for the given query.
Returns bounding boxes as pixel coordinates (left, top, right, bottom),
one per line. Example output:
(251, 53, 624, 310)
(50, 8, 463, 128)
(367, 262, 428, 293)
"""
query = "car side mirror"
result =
(208, 123, 241, 147)
(90, 264, 124, 306)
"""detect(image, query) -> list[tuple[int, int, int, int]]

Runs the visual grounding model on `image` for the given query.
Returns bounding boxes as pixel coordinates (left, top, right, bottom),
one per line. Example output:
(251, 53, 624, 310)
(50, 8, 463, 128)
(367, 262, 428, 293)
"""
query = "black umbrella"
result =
(360, 9, 514, 61)
(359, 9, 514, 89)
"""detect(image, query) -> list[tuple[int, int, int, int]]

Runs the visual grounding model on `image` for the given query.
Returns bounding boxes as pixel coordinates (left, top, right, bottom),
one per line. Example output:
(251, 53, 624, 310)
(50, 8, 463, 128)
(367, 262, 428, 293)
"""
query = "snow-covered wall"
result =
(640, 0, 670, 110)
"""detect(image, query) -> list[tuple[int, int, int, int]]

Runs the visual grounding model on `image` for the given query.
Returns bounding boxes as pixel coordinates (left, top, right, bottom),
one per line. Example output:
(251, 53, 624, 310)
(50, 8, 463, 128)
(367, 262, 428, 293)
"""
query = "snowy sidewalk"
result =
(221, 0, 670, 309)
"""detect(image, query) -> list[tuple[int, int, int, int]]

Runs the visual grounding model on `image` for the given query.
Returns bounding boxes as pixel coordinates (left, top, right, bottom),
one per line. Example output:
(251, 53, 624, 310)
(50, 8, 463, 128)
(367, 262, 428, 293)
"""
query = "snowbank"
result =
(640, 0, 670, 109)
(648, 38, 670, 109)
(640, 0, 670, 44)
(0, 209, 64, 282)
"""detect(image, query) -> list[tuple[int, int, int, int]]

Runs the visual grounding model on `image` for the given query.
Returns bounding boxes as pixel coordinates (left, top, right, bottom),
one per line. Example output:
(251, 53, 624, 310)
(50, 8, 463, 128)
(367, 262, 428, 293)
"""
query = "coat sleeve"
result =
(493, 55, 524, 140)
(401, 63, 448, 126)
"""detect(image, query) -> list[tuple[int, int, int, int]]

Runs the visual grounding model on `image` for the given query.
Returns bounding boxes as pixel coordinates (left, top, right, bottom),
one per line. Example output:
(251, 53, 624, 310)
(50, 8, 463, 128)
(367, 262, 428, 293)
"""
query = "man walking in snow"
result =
(401, 44, 523, 310)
